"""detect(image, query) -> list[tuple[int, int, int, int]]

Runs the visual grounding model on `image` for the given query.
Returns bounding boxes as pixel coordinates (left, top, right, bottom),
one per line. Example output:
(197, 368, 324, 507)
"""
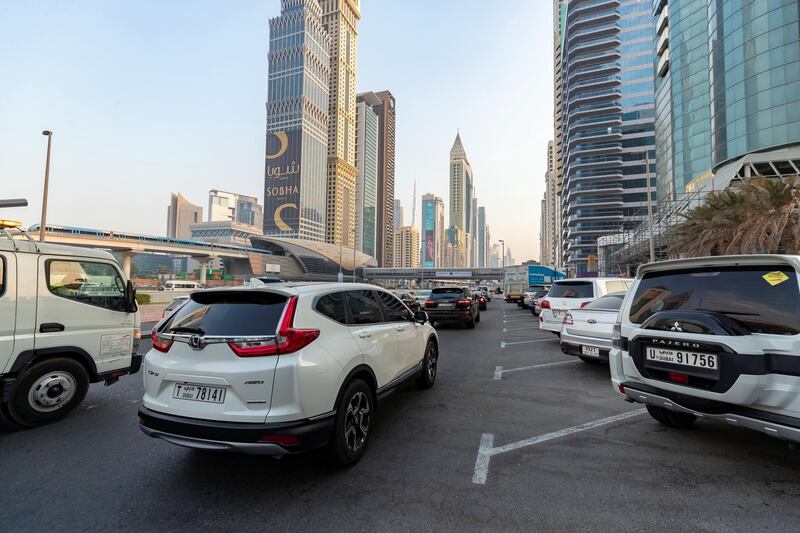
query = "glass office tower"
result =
(654, 0, 800, 201)
(560, 0, 656, 273)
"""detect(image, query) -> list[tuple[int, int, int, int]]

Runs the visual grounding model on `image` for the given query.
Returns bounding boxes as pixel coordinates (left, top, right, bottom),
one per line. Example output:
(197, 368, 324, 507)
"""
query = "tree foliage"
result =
(669, 176, 800, 257)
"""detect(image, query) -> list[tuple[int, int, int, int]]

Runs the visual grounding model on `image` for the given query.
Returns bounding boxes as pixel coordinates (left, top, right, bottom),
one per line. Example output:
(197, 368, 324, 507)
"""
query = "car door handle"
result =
(394, 325, 406, 331)
(358, 331, 373, 339)
(39, 323, 65, 333)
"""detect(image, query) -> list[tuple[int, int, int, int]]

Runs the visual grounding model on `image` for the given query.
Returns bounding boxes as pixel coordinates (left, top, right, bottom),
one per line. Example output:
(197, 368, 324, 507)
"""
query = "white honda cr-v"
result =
(139, 283, 439, 465)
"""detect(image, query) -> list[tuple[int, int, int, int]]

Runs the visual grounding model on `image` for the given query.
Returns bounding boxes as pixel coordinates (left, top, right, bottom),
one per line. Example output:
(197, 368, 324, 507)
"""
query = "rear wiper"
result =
(695, 308, 759, 316)
(170, 326, 205, 335)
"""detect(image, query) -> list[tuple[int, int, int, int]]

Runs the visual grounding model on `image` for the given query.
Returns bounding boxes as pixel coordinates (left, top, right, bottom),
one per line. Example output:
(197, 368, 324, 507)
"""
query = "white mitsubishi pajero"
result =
(0, 232, 141, 427)
(611, 255, 800, 444)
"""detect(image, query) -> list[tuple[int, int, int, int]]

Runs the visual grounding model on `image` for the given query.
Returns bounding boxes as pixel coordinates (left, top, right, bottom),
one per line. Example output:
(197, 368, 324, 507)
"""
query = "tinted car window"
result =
(47, 260, 126, 312)
(533, 290, 549, 298)
(430, 288, 465, 300)
(584, 294, 624, 310)
(629, 266, 800, 335)
(346, 290, 384, 325)
(547, 281, 593, 298)
(163, 291, 287, 336)
(316, 292, 349, 324)
(377, 291, 411, 322)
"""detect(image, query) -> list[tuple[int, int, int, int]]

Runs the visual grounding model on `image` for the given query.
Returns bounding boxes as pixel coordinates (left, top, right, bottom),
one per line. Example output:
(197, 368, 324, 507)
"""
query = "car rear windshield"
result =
(629, 265, 800, 335)
(547, 281, 593, 298)
(430, 288, 465, 299)
(584, 294, 624, 310)
(162, 291, 288, 336)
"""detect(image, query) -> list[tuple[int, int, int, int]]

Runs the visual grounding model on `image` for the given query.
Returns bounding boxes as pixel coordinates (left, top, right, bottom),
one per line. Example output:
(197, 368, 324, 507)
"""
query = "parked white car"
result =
(0, 234, 141, 427)
(139, 283, 439, 465)
(611, 255, 800, 444)
(539, 278, 632, 335)
(560, 291, 627, 363)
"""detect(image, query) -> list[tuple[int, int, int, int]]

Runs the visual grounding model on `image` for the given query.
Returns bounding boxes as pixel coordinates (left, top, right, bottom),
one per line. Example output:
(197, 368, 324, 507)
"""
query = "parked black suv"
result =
(424, 287, 481, 328)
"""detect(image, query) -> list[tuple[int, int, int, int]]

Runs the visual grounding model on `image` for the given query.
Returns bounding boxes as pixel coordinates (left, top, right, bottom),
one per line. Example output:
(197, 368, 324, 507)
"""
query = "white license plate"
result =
(438, 303, 455, 308)
(551, 310, 562, 317)
(646, 347, 718, 370)
(173, 383, 226, 404)
(581, 345, 600, 357)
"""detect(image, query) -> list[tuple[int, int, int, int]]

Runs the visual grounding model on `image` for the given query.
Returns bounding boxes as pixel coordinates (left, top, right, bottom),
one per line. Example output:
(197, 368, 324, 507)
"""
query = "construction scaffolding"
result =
(597, 189, 710, 277)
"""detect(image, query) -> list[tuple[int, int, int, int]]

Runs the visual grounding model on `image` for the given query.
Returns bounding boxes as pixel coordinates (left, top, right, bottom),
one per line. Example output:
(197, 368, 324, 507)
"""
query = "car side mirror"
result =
(413, 310, 429, 324)
(125, 280, 138, 313)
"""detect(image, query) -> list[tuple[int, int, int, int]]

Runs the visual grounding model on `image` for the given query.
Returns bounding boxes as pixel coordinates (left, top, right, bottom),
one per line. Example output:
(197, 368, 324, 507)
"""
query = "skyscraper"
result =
(355, 92, 380, 257)
(477, 206, 487, 267)
(541, 140, 558, 266)
(264, 0, 330, 241)
(654, 0, 800, 203)
(393, 226, 420, 269)
(421, 193, 445, 268)
(449, 132, 473, 233)
(320, 0, 361, 248)
(374, 90, 397, 267)
(394, 199, 403, 230)
(166, 193, 202, 239)
(559, 0, 656, 274)
(208, 190, 263, 229)
(552, 0, 567, 266)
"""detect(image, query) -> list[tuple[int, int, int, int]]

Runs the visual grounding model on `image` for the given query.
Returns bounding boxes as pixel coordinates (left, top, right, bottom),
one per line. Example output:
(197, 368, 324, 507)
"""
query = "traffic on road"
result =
(2, 228, 800, 529)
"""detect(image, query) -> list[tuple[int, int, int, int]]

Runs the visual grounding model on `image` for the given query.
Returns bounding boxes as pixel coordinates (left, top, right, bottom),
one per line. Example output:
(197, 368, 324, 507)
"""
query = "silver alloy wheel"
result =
(27, 371, 77, 413)
(344, 391, 371, 453)
(426, 344, 438, 381)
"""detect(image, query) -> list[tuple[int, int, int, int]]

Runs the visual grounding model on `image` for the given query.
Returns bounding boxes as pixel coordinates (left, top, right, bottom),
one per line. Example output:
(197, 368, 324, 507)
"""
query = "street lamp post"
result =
(499, 239, 505, 294)
(40, 130, 53, 243)
(352, 228, 357, 283)
(644, 150, 655, 263)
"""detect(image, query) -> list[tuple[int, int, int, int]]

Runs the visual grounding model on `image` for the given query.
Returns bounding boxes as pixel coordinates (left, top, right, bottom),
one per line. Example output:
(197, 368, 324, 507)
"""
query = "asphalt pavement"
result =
(2, 301, 800, 532)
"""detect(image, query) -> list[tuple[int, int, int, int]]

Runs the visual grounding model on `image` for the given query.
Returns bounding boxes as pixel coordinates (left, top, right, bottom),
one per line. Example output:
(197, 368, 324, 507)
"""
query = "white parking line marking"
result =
(502, 326, 538, 332)
(501, 338, 556, 348)
(471, 409, 646, 485)
(493, 360, 577, 379)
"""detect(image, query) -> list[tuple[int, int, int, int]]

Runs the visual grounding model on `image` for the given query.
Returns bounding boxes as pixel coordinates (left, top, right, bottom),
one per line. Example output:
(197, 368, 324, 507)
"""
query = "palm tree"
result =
(669, 176, 800, 257)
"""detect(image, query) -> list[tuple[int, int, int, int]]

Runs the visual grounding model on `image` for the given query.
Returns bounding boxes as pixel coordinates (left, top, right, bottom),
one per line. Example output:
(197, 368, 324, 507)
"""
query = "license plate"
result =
(552, 310, 562, 317)
(581, 345, 600, 357)
(646, 347, 718, 370)
(439, 303, 454, 308)
(173, 383, 226, 404)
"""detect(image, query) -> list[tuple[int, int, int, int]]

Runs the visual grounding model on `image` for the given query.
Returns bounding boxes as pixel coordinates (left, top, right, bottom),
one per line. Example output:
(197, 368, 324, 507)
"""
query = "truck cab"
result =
(0, 230, 141, 427)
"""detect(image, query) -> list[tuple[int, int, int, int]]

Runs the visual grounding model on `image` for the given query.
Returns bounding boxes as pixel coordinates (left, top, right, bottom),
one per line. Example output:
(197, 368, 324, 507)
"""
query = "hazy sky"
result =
(0, 0, 553, 262)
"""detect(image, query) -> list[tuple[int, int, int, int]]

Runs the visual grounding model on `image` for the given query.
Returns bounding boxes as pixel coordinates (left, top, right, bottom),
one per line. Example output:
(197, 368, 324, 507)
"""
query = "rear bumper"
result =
(425, 309, 474, 322)
(538, 318, 562, 333)
(138, 406, 335, 455)
(561, 341, 610, 362)
(622, 382, 800, 444)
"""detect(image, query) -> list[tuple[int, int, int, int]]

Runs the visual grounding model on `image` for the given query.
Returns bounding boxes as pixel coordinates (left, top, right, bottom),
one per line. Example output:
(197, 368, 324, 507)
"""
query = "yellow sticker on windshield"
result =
(763, 271, 790, 286)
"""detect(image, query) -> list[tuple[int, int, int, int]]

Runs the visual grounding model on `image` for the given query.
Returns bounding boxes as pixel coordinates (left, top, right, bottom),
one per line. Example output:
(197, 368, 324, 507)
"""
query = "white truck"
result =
(0, 225, 142, 427)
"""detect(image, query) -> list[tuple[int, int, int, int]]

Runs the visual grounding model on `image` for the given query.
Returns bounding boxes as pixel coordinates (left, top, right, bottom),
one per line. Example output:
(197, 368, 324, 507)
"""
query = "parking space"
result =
(2, 299, 800, 530)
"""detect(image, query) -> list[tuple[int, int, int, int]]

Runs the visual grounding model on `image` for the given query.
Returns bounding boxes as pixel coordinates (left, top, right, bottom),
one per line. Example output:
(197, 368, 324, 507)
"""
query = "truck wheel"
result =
(7, 358, 89, 427)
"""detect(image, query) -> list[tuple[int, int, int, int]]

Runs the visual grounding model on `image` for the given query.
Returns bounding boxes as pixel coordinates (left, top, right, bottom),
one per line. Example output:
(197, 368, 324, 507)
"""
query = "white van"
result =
(163, 280, 203, 291)
(0, 234, 141, 427)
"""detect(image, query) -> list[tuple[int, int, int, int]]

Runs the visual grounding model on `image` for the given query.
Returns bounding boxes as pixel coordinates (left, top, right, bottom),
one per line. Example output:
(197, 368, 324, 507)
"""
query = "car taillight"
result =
(228, 296, 319, 357)
(668, 372, 689, 385)
(611, 322, 622, 348)
(151, 330, 173, 353)
(479, 296, 486, 302)
(457, 299, 472, 306)
(540, 299, 551, 309)
(563, 313, 573, 325)
(580, 301, 590, 309)
(425, 299, 436, 308)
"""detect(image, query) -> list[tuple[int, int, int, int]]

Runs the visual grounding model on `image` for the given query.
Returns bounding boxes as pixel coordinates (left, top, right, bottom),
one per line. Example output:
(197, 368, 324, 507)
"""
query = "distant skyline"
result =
(0, 0, 552, 263)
